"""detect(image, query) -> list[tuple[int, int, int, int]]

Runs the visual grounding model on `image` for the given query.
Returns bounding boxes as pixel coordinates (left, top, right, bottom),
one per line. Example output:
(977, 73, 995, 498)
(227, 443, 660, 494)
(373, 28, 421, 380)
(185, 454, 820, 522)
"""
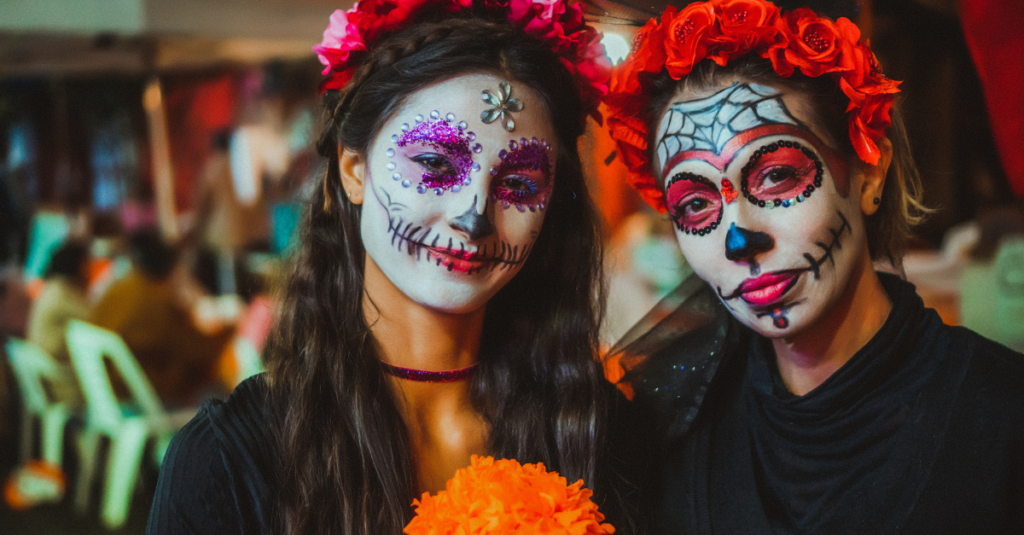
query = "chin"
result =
(403, 281, 493, 315)
(738, 304, 819, 340)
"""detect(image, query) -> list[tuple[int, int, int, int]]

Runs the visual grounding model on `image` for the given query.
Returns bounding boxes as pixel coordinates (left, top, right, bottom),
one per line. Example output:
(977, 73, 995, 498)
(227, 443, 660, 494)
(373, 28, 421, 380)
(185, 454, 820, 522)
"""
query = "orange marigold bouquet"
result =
(404, 455, 615, 535)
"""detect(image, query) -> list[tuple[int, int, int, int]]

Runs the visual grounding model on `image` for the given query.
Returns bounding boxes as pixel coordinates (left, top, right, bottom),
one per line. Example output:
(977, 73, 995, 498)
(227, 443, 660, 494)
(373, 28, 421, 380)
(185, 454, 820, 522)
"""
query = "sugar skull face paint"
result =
(655, 81, 866, 339)
(360, 73, 558, 314)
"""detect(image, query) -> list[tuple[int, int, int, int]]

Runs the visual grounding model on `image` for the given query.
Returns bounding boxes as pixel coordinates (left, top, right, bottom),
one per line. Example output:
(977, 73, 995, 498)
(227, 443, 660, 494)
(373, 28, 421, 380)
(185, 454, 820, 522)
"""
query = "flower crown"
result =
(604, 0, 901, 212)
(313, 0, 611, 124)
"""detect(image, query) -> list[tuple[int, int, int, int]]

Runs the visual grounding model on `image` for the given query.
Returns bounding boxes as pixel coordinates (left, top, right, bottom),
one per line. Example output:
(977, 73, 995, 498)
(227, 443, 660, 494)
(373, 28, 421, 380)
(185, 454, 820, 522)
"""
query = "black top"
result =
(147, 375, 276, 535)
(652, 274, 1024, 534)
(146, 374, 653, 534)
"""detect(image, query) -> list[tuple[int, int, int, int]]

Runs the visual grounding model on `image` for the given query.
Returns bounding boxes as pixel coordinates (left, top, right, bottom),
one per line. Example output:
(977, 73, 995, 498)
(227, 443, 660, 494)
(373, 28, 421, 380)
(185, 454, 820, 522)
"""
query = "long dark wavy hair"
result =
(262, 15, 609, 535)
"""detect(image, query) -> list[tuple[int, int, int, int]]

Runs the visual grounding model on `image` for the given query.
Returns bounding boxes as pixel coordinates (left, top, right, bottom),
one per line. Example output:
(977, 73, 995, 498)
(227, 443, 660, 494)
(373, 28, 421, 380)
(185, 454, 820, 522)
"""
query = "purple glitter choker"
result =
(381, 361, 479, 383)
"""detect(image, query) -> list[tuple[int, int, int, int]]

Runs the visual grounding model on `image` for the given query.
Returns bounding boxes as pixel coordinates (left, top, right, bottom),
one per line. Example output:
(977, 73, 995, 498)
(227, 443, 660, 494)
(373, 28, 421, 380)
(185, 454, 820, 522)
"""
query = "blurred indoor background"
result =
(1, 0, 1022, 532)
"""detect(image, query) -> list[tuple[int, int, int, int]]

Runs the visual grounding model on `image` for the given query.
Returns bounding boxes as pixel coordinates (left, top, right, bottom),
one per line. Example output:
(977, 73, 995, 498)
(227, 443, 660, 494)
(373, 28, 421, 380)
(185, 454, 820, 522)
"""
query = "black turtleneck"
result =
(653, 273, 1024, 534)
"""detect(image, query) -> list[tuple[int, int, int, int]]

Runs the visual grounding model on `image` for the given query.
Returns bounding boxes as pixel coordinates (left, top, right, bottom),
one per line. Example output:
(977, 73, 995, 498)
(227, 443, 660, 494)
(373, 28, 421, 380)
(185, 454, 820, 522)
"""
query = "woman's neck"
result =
(362, 255, 489, 494)
(363, 256, 485, 373)
(771, 251, 892, 396)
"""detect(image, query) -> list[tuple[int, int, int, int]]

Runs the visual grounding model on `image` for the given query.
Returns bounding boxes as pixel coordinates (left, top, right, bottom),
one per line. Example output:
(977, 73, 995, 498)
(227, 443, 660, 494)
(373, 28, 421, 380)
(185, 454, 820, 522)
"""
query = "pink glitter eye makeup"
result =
(666, 172, 723, 236)
(489, 137, 552, 212)
(740, 140, 823, 209)
(392, 110, 477, 195)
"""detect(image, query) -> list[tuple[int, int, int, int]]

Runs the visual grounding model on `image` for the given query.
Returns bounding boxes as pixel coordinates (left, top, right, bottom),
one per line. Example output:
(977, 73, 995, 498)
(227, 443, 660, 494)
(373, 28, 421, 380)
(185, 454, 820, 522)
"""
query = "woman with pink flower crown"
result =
(147, 1, 651, 534)
(603, 0, 1024, 533)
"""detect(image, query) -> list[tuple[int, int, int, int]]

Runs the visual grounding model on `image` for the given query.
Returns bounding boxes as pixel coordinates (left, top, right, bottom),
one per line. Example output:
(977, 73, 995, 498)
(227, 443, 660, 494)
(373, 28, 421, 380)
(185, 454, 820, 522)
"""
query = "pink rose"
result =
(312, 8, 365, 74)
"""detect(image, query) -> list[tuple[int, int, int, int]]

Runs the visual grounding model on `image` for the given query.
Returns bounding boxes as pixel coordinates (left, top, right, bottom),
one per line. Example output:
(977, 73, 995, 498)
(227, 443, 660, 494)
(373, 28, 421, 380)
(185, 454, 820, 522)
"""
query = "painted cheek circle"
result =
(395, 116, 476, 194)
(490, 137, 552, 212)
(740, 140, 824, 209)
(666, 172, 723, 236)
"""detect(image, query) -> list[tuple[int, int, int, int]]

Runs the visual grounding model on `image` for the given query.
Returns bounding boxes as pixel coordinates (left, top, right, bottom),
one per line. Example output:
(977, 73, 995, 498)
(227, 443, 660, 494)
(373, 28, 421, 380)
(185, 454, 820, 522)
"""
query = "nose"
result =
(725, 222, 774, 264)
(449, 194, 495, 241)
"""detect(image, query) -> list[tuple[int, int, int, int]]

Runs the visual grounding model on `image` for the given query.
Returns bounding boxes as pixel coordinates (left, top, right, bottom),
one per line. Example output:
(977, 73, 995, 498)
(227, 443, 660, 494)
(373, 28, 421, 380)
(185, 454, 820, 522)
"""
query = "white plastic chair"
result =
(65, 320, 195, 529)
(5, 338, 79, 466)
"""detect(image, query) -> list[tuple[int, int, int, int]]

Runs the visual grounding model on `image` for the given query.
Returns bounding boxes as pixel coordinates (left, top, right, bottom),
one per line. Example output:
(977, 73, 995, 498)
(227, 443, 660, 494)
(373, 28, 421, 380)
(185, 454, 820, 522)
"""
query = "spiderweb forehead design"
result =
(656, 83, 804, 170)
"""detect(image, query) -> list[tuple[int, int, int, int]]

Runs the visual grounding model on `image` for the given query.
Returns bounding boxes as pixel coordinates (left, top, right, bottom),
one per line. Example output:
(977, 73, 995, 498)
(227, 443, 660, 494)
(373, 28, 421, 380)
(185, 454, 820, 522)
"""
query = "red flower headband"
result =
(604, 0, 901, 212)
(313, 0, 611, 123)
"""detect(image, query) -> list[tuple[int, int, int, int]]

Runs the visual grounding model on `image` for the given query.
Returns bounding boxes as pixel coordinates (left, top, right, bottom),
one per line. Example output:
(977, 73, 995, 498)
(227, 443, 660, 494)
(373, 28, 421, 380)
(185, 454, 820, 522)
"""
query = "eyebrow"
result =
(659, 124, 832, 178)
(656, 82, 809, 174)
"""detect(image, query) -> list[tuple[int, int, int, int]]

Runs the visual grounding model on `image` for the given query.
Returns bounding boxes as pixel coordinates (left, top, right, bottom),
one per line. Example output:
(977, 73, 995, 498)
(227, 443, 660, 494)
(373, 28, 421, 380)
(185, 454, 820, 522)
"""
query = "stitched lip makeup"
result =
(426, 246, 491, 274)
(722, 269, 804, 306)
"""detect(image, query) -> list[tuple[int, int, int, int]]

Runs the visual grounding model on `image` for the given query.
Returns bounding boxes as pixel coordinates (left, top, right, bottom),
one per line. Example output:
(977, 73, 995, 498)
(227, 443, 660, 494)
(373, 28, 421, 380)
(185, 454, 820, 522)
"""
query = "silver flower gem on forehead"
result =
(481, 81, 524, 132)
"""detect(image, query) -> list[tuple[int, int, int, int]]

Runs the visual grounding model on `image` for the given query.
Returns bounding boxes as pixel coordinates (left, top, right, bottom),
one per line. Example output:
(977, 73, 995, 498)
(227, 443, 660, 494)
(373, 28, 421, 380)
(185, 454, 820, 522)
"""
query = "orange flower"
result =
(405, 456, 615, 535)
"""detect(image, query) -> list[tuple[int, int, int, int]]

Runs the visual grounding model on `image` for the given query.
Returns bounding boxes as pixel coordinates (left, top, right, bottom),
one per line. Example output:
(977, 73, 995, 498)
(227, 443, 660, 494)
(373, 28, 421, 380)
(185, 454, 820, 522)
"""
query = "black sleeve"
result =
(596, 382, 660, 535)
(147, 406, 241, 535)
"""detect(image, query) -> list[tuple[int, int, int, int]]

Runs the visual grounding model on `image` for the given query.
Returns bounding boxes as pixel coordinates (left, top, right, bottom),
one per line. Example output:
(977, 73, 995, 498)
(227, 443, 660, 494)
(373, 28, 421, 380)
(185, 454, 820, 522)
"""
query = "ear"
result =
(337, 143, 366, 205)
(857, 136, 892, 216)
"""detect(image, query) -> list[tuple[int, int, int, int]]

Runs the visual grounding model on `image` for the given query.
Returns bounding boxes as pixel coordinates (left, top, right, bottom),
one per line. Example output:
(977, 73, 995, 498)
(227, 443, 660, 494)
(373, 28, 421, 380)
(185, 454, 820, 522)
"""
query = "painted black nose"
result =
(725, 222, 774, 263)
(450, 195, 495, 241)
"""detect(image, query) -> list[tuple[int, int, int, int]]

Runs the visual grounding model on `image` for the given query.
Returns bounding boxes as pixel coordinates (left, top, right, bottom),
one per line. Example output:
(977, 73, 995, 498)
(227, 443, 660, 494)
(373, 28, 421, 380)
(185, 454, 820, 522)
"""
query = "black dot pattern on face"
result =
(667, 172, 723, 237)
(739, 140, 824, 210)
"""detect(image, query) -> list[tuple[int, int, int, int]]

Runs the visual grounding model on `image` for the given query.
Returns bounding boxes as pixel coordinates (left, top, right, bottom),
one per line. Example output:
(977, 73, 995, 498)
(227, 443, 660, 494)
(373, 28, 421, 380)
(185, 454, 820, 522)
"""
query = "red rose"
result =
(776, 7, 844, 78)
(610, 13, 668, 95)
(707, 0, 781, 65)
(664, 2, 719, 78)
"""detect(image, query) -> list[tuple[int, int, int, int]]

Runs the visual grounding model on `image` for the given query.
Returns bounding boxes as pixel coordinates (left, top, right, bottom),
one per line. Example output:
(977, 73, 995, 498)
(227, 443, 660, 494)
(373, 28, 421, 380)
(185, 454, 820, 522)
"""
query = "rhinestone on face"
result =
(467, 132, 476, 141)
(490, 167, 498, 176)
(471, 163, 480, 172)
(401, 180, 411, 188)
(498, 149, 508, 159)
(386, 148, 395, 157)
(414, 114, 424, 123)
(472, 143, 482, 153)
(509, 140, 518, 150)
(457, 121, 468, 131)
(417, 185, 427, 194)
(462, 177, 472, 186)
(392, 172, 401, 181)
(452, 185, 461, 193)
(386, 162, 396, 170)
(391, 134, 399, 143)
(434, 188, 443, 196)
(446, 113, 455, 122)
(429, 110, 440, 120)
(401, 123, 410, 132)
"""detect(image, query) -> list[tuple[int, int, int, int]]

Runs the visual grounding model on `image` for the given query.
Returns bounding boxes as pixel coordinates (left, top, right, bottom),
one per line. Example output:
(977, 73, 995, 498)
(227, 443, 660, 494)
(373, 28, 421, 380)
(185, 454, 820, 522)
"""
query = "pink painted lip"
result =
(737, 271, 801, 306)
(426, 247, 489, 274)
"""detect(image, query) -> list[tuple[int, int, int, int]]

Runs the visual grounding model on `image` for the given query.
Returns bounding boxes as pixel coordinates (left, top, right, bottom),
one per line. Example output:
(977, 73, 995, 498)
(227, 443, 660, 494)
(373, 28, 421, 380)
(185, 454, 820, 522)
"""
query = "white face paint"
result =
(361, 73, 557, 314)
(655, 81, 866, 338)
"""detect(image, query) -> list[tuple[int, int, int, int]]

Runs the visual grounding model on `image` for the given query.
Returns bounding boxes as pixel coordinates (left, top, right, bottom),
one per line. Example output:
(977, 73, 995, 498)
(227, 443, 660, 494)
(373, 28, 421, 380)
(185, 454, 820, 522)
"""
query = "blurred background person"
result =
(90, 229, 231, 407)
(25, 240, 91, 404)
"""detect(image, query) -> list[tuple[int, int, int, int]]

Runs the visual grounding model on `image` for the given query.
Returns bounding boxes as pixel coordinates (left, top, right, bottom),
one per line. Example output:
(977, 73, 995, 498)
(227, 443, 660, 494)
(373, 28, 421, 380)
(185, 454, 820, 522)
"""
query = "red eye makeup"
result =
(740, 140, 823, 208)
(666, 172, 723, 236)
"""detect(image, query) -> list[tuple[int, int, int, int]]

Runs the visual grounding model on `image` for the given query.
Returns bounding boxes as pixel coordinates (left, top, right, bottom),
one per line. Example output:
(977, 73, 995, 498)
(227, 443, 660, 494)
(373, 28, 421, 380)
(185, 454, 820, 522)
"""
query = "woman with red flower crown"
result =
(147, 1, 649, 534)
(604, 0, 1024, 533)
